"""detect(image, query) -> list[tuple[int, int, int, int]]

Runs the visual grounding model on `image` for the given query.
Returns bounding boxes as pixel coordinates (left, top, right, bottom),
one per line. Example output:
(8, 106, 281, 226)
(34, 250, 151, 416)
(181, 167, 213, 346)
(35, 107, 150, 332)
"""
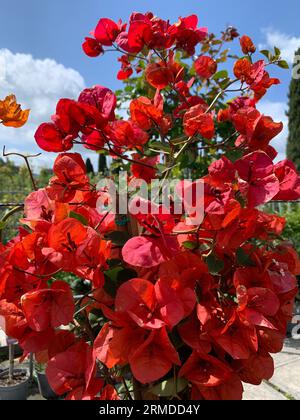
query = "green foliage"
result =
(287, 48, 300, 170)
(0, 158, 52, 242)
(282, 205, 300, 255)
(85, 157, 94, 174)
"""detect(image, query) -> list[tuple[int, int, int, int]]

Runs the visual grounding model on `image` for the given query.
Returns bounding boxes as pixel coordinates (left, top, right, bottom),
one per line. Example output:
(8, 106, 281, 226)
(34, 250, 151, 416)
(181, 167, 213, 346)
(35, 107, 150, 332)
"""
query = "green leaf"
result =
(0, 221, 7, 230)
(106, 231, 130, 246)
(149, 140, 171, 153)
(104, 267, 137, 297)
(183, 241, 198, 250)
(277, 60, 289, 69)
(236, 248, 254, 267)
(260, 49, 272, 60)
(156, 163, 167, 175)
(212, 70, 229, 81)
(274, 46, 281, 57)
(69, 211, 88, 226)
(170, 135, 188, 145)
(218, 77, 231, 89)
(206, 254, 224, 274)
(150, 378, 188, 397)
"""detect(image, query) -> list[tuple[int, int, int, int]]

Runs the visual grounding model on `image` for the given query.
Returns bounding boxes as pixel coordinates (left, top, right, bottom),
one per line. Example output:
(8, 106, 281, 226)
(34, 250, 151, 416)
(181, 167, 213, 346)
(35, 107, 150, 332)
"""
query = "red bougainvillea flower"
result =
(168, 15, 208, 55)
(122, 235, 180, 268)
(115, 277, 194, 329)
(74, 227, 111, 287)
(34, 97, 105, 152)
(240, 35, 256, 54)
(194, 56, 217, 79)
(92, 18, 123, 46)
(234, 59, 265, 86)
(233, 351, 274, 385)
(192, 374, 244, 401)
(130, 155, 159, 183)
(145, 53, 184, 90)
(121, 13, 153, 53)
(46, 340, 104, 400)
(129, 327, 181, 384)
(273, 160, 300, 200)
(183, 104, 215, 139)
(47, 153, 89, 202)
(179, 351, 232, 388)
(34, 122, 74, 153)
(78, 85, 116, 122)
(234, 60, 279, 99)
(232, 107, 283, 152)
(233, 58, 252, 82)
(128, 197, 175, 236)
(130, 92, 172, 135)
(21, 281, 74, 332)
(145, 62, 174, 90)
(108, 120, 148, 149)
(45, 218, 87, 270)
(23, 188, 56, 224)
(235, 151, 280, 208)
(82, 37, 103, 57)
(117, 55, 133, 80)
(94, 322, 180, 384)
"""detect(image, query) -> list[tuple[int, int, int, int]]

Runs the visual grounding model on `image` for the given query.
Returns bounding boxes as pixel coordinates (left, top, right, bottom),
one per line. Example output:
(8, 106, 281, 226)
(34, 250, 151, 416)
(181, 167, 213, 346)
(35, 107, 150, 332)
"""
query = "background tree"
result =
(85, 157, 94, 175)
(287, 47, 300, 170)
(98, 153, 107, 174)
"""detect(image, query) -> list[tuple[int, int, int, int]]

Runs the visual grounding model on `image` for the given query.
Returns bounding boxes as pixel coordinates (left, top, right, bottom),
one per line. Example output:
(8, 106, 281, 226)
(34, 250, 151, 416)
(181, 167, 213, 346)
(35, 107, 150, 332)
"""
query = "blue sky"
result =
(0, 0, 300, 167)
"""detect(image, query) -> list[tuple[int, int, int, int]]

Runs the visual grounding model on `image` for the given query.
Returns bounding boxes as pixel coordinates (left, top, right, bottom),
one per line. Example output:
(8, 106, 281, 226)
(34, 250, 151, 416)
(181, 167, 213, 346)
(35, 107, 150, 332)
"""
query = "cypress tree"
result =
(287, 48, 300, 170)
(98, 153, 107, 174)
(85, 157, 94, 175)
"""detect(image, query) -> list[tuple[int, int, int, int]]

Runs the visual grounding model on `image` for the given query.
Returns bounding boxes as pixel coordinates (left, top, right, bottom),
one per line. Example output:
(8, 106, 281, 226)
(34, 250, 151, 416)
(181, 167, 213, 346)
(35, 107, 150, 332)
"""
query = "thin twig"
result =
(3, 146, 41, 191)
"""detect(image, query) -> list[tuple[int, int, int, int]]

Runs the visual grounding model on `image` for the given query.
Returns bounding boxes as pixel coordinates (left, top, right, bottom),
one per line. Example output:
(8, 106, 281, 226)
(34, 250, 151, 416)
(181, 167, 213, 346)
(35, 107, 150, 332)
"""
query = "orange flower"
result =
(0, 94, 30, 128)
(240, 35, 256, 55)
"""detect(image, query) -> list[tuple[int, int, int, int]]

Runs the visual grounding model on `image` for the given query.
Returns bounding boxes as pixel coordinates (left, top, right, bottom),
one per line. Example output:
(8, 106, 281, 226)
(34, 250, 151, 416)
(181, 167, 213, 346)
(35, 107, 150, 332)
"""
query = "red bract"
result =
(35, 122, 73, 152)
(82, 37, 103, 57)
(117, 55, 133, 80)
(235, 152, 280, 207)
(129, 327, 180, 384)
(179, 351, 232, 388)
(145, 54, 184, 90)
(122, 235, 180, 268)
(183, 104, 215, 139)
(46, 341, 104, 399)
(130, 92, 172, 134)
(130, 155, 158, 183)
(21, 281, 74, 332)
(194, 56, 217, 79)
(168, 15, 207, 55)
(115, 277, 194, 329)
(47, 153, 89, 202)
(1, 9, 299, 402)
(109, 120, 148, 148)
(93, 18, 122, 46)
(233, 59, 279, 99)
(78, 85, 116, 122)
(274, 160, 300, 200)
(232, 107, 283, 151)
(240, 35, 256, 54)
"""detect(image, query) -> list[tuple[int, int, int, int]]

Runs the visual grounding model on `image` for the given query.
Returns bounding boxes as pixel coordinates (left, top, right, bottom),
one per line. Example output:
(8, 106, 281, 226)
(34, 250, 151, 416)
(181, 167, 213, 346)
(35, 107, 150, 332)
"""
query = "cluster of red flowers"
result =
(0, 11, 299, 401)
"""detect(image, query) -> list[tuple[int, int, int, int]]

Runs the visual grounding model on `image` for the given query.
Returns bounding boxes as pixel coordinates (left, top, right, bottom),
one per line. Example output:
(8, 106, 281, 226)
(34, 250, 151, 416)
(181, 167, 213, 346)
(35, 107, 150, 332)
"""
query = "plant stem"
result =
(133, 377, 143, 400)
(8, 343, 14, 381)
(0, 205, 24, 242)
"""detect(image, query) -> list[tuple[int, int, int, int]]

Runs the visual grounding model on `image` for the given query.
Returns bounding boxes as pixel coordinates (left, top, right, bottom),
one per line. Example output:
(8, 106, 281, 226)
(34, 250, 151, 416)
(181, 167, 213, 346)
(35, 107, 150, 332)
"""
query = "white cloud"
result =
(257, 100, 288, 162)
(0, 48, 86, 170)
(260, 29, 300, 64)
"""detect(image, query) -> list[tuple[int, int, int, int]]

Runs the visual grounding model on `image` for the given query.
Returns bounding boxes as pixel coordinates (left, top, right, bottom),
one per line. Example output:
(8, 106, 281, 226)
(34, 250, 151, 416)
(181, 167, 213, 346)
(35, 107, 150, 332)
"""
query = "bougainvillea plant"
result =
(0, 11, 299, 400)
